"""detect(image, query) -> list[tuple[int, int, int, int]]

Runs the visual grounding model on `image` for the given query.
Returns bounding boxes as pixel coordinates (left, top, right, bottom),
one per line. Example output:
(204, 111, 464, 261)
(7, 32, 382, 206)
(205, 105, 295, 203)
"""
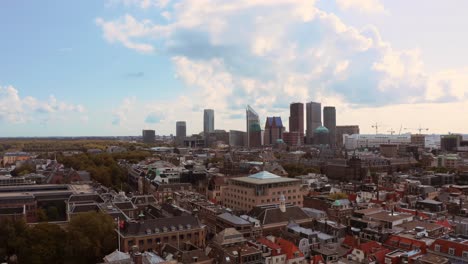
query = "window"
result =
(463, 251, 468, 258)
(434, 244, 440, 252)
(448, 248, 455, 255)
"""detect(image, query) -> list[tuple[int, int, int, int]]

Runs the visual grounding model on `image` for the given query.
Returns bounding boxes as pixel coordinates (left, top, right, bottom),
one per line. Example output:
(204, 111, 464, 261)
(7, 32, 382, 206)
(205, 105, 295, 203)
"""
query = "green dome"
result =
(314, 126, 329, 134)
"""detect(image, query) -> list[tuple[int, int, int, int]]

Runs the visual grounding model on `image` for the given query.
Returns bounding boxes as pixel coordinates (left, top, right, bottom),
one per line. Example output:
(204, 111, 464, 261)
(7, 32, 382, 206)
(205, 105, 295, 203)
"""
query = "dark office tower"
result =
(142, 129, 156, 143)
(264, 117, 284, 145)
(323, 106, 336, 148)
(246, 105, 262, 148)
(203, 109, 215, 134)
(289, 103, 304, 133)
(306, 102, 321, 144)
(288, 103, 304, 146)
(176, 121, 186, 146)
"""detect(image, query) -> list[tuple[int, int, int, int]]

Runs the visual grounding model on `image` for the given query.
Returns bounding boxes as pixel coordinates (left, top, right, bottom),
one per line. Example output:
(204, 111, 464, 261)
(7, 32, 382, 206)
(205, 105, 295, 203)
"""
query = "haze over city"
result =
(1, 0, 468, 137)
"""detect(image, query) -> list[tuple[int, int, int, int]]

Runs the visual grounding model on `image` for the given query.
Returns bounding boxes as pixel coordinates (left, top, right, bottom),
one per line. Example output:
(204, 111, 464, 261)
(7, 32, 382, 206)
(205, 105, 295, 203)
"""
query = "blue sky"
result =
(1, 0, 468, 136)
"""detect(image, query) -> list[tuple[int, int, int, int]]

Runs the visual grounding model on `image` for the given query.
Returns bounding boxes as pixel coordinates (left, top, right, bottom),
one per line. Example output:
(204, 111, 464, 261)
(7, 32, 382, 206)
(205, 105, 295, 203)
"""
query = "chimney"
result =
(133, 252, 142, 264)
(279, 194, 286, 213)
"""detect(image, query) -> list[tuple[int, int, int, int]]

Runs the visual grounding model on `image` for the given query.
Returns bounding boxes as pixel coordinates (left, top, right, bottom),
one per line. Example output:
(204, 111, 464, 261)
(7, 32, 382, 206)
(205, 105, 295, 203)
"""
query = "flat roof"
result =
(231, 171, 299, 185)
(231, 177, 299, 185)
(367, 211, 413, 222)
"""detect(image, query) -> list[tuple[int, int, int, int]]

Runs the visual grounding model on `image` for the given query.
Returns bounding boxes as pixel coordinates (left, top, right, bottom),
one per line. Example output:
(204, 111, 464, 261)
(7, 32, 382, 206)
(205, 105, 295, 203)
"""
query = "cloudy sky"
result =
(1, 0, 468, 137)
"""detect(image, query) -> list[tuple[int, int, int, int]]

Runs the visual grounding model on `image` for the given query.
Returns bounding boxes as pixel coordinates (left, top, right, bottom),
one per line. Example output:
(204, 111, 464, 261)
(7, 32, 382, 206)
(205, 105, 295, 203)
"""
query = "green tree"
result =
(65, 212, 117, 264)
(18, 223, 66, 264)
(0, 218, 27, 261)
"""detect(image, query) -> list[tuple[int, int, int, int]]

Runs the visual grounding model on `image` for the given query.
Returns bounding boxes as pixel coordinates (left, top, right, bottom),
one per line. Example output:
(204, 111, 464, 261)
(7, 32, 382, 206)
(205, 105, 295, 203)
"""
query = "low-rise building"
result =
(223, 171, 303, 212)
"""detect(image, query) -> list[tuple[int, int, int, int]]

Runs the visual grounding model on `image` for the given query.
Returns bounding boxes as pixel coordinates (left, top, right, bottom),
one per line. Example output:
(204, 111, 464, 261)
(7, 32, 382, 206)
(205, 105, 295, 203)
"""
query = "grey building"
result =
(246, 105, 262, 148)
(175, 121, 186, 146)
(203, 109, 215, 134)
(306, 102, 322, 144)
(142, 129, 155, 143)
(323, 106, 336, 148)
(229, 130, 246, 147)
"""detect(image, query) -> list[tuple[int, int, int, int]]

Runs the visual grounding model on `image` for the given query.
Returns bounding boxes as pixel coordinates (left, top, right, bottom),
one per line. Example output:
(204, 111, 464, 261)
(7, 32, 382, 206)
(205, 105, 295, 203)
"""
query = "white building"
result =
(343, 134, 411, 150)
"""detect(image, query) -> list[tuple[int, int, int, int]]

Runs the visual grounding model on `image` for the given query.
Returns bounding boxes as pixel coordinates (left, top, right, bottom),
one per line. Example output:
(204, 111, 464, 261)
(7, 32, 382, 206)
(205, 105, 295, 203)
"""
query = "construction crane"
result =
(404, 126, 429, 134)
(387, 129, 396, 135)
(371, 123, 380, 134)
(398, 125, 403, 135)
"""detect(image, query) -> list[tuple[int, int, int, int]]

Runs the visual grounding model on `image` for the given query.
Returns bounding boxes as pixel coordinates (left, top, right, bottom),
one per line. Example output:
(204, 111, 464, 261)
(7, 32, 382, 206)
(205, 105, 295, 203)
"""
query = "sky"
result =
(1, 0, 468, 137)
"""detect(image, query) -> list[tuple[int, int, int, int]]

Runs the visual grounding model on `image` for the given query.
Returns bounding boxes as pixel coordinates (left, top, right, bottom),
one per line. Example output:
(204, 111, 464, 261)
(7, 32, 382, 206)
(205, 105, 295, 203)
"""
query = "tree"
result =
(0, 218, 27, 261)
(46, 206, 59, 221)
(65, 212, 117, 263)
(18, 223, 66, 264)
(10, 164, 36, 176)
(36, 209, 48, 222)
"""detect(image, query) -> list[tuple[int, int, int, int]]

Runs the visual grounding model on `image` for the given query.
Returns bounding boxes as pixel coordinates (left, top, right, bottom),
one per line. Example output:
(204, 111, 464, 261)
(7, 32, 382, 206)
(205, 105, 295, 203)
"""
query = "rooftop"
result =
(231, 171, 299, 185)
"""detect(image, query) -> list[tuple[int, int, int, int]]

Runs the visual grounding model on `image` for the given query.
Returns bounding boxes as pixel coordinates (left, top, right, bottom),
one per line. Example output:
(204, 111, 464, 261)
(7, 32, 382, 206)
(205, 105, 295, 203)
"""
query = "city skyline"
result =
(2, 1, 468, 137)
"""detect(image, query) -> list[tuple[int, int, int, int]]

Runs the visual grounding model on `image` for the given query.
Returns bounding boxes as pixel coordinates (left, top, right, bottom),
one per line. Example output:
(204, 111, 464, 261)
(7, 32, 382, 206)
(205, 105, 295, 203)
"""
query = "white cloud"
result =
(336, 0, 386, 14)
(0, 85, 85, 124)
(95, 0, 468, 134)
(95, 16, 156, 53)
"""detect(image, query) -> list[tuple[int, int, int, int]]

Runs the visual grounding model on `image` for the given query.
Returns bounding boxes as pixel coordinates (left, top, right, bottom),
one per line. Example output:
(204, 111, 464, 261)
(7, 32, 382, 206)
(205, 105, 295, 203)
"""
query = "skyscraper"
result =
(203, 109, 215, 134)
(263, 117, 284, 145)
(287, 103, 304, 146)
(246, 105, 262, 148)
(175, 121, 186, 146)
(306, 102, 321, 144)
(142, 129, 156, 143)
(323, 106, 336, 148)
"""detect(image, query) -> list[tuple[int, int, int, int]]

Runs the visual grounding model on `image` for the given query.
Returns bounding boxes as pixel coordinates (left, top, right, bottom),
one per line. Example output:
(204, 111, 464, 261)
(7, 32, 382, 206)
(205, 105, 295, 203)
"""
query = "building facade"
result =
(176, 121, 187, 146)
(306, 102, 321, 145)
(203, 109, 215, 134)
(142, 130, 156, 144)
(336, 125, 360, 148)
(289, 103, 304, 146)
(343, 134, 411, 150)
(246, 105, 262, 148)
(264, 117, 284, 145)
(229, 130, 246, 147)
(323, 106, 336, 148)
(441, 134, 462, 152)
(118, 215, 206, 252)
(222, 171, 302, 212)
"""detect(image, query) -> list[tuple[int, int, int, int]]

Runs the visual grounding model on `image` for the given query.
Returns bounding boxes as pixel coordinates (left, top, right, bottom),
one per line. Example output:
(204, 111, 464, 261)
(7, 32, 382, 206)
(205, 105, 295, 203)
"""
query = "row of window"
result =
(433, 244, 468, 257)
(127, 233, 201, 248)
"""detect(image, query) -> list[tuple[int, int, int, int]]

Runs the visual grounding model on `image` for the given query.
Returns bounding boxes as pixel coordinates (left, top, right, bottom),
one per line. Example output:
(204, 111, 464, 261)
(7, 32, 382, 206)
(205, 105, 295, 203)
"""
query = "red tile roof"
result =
(276, 238, 304, 260)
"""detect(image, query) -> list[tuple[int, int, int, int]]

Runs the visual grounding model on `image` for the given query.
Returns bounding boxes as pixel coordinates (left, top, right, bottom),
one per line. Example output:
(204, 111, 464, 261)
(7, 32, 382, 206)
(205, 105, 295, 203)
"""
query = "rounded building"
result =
(313, 126, 330, 146)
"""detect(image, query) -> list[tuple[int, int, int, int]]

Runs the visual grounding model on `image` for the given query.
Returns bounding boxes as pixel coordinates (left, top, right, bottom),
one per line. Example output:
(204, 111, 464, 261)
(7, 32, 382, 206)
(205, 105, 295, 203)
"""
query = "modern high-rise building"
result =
(142, 129, 156, 143)
(441, 134, 462, 152)
(306, 102, 321, 144)
(175, 121, 187, 146)
(203, 109, 215, 134)
(246, 105, 262, 148)
(229, 130, 246, 147)
(336, 125, 360, 148)
(263, 117, 284, 145)
(323, 106, 336, 148)
(289, 103, 304, 133)
(288, 103, 304, 146)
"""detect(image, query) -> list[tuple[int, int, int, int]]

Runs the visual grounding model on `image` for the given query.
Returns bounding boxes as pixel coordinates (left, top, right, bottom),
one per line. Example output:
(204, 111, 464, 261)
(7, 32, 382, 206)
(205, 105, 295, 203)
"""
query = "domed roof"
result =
(314, 126, 329, 134)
